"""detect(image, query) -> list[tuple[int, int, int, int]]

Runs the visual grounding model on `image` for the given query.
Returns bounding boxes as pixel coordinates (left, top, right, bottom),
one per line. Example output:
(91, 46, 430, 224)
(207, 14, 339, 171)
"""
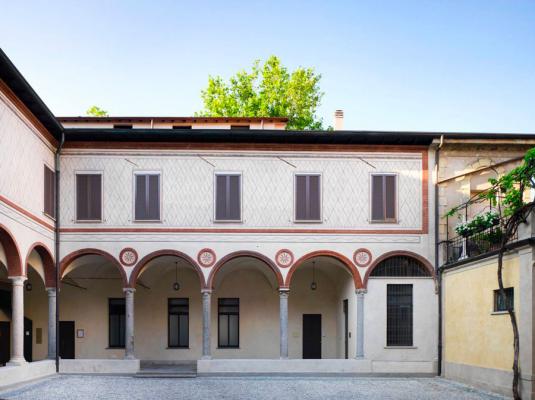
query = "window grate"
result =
(371, 256, 430, 277)
(387, 284, 413, 346)
(494, 287, 514, 312)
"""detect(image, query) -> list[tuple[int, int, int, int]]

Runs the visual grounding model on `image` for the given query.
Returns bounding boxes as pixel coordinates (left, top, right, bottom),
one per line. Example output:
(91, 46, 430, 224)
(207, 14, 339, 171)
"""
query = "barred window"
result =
(494, 288, 514, 312)
(370, 256, 431, 277)
(387, 284, 413, 346)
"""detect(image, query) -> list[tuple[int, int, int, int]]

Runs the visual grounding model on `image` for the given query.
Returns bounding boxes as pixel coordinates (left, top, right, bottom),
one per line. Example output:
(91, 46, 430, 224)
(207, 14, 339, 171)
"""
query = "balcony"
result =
(443, 216, 518, 265)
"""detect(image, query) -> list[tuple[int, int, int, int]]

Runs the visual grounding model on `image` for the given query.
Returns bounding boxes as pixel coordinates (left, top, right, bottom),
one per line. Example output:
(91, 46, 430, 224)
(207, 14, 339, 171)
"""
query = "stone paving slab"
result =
(0, 375, 507, 400)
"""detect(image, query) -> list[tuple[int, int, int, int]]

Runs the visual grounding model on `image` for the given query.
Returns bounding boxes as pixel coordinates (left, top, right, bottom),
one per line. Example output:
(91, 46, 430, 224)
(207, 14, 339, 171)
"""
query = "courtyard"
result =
(0, 375, 506, 400)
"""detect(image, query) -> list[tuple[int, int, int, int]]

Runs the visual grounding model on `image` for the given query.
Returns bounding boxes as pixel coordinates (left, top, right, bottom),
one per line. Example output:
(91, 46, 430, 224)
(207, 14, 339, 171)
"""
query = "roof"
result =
(0, 48, 63, 140)
(57, 116, 289, 123)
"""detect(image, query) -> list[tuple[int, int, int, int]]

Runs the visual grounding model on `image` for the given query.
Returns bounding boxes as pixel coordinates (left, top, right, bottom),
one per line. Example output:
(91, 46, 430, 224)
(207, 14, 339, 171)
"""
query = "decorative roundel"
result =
(275, 249, 294, 268)
(197, 248, 216, 268)
(353, 248, 372, 267)
(119, 248, 138, 267)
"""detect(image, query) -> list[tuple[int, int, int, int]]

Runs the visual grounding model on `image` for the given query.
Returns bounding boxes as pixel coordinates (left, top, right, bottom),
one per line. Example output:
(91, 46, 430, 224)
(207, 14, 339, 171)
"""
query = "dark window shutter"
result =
(371, 175, 384, 221)
(44, 166, 55, 218)
(309, 175, 321, 220)
(385, 175, 396, 220)
(215, 175, 227, 220)
(135, 175, 147, 220)
(76, 174, 101, 221)
(296, 175, 321, 221)
(295, 175, 307, 220)
(215, 175, 241, 221)
(89, 175, 102, 220)
(148, 175, 160, 220)
(76, 175, 88, 220)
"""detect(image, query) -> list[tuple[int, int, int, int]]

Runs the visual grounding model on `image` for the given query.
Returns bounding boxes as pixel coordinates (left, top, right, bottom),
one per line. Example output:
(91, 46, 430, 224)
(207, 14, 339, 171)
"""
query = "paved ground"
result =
(0, 375, 506, 400)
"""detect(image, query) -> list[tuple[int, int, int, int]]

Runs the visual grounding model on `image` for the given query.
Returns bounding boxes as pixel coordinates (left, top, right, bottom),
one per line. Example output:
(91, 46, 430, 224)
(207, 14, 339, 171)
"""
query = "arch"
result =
(0, 223, 23, 277)
(285, 250, 363, 289)
(60, 248, 128, 287)
(207, 250, 284, 290)
(129, 249, 206, 288)
(363, 250, 435, 288)
(25, 242, 55, 288)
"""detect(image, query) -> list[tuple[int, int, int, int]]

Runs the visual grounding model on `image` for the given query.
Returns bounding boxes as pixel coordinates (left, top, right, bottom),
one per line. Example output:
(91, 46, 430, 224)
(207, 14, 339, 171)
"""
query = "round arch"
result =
(60, 248, 128, 287)
(285, 250, 363, 289)
(363, 250, 435, 288)
(25, 242, 55, 288)
(0, 223, 23, 277)
(207, 250, 284, 290)
(129, 249, 206, 288)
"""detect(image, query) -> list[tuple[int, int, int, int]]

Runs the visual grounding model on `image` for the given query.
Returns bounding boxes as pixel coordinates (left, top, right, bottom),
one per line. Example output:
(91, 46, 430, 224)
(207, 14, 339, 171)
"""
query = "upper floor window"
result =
(215, 173, 241, 221)
(494, 287, 514, 312)
(295, 174, 321, 222)
(134, 173, 161, 221)
(76, 173, 102, 221)
(371, 174, 397, 223)
(44, 165, 56, 218)
(113, 124, 133, 129)
(230, 125, 250, 130)
(172, 125, 192, 130)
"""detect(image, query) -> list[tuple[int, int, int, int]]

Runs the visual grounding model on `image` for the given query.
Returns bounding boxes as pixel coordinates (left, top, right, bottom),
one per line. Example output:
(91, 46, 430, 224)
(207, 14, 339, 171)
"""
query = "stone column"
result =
(356, 289, 366, 358)
(8, 276, 26, 365)
(202, 289, 212, 359)
(46, 287, 57, 359)
(124, 288, 136, 359)
(279, 289, 289, 359)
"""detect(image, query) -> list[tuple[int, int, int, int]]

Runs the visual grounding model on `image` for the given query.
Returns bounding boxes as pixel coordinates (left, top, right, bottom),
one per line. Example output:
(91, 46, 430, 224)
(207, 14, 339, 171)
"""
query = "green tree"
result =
(86, 105, 109, 117)
(197, 56, 324, 130)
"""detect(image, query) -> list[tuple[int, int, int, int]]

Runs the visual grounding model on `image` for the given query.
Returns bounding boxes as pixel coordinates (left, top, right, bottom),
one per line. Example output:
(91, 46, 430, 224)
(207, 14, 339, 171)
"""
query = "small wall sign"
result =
(77, 329, 85, 338)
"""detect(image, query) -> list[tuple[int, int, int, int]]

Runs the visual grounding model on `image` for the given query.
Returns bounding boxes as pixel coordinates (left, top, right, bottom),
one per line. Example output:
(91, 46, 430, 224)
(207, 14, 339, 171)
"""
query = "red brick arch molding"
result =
(25, 242, 55, 288)
(363, 250, 436, 289)
(207, 250, 284, 290)
(0, 223, 23, 277)
(129, 250, 206, 289)
(60, 248, 128, 287)
(285, 250, 363, 289)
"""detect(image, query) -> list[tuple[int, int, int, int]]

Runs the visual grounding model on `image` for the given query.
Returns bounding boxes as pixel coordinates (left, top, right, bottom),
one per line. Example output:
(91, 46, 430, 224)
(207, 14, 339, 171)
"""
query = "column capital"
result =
(9, 276, 26, 285)
(201, 289, 212, 295)
(356, 288, 368, 295)
(123, 287, 136, 295)
(46, 287, 57, 295)
(279, 288, 290, 296)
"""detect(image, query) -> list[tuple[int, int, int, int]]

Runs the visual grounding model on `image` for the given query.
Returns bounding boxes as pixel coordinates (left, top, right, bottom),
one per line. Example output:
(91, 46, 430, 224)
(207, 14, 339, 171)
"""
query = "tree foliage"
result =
(86, 105, 109, 117)
(197, 56, 324, 130)
(445, 147, 535, 400)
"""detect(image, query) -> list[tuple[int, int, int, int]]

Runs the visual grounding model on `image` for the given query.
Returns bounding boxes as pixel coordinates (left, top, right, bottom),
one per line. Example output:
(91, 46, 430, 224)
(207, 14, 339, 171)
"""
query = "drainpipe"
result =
(54, 131, 65, 373)
(435, 134, 444, 376)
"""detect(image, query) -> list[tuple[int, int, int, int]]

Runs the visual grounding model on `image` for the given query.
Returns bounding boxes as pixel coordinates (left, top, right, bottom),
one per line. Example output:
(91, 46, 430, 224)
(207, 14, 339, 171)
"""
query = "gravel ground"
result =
(0, 375, 506, 400)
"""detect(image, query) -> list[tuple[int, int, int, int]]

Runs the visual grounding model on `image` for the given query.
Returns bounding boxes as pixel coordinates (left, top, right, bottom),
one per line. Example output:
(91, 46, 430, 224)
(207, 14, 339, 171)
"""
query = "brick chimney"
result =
(334, 110, 344, 130)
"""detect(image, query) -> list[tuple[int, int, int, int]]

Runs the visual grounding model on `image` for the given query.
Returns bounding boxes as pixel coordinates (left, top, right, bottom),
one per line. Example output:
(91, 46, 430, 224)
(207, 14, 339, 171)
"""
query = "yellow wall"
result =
(444, 255, 519, 370)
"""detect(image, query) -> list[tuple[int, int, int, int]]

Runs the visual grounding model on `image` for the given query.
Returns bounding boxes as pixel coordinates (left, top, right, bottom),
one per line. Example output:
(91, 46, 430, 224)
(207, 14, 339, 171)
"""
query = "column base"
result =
(279, 356, 289, 360)
(124, 355, 137, 360)
(201, 355, 212, 360)
(7, 357, 27, 366)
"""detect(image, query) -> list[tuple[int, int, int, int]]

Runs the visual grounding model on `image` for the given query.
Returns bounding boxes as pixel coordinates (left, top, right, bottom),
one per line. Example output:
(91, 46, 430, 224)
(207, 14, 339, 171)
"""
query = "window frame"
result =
(386, 284, 413, 347)
(369, 172, 398, 224)
(167, 298, 189, 349)
(293, 173, 323, 223)
(108, 298, 125, 349)
(493, 287, 514, 313)
(217, 298, 240, 348)
(74, 171, 104, 223)
(213, 172, 243, 223)
(43, 164, 56, 219)
(132, 171, 163, 222)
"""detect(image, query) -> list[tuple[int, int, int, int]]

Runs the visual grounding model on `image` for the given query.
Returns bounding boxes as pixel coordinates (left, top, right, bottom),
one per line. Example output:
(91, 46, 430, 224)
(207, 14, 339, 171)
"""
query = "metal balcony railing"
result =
(443, 217, 518, 265)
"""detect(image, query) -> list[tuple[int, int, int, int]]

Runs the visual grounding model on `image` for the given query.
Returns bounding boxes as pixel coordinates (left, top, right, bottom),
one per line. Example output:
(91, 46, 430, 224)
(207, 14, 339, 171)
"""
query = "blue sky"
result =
(1, 0, 534, 132)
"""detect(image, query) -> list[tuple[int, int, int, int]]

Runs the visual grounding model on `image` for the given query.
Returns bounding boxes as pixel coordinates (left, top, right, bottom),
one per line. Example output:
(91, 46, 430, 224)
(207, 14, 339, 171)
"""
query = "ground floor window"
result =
(218, 298, 239, 348)
(386, 284, 413, 346)
(494, 287, 514, 312)
(109, 298, 125, 348)
(168, 298, 189, 348)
